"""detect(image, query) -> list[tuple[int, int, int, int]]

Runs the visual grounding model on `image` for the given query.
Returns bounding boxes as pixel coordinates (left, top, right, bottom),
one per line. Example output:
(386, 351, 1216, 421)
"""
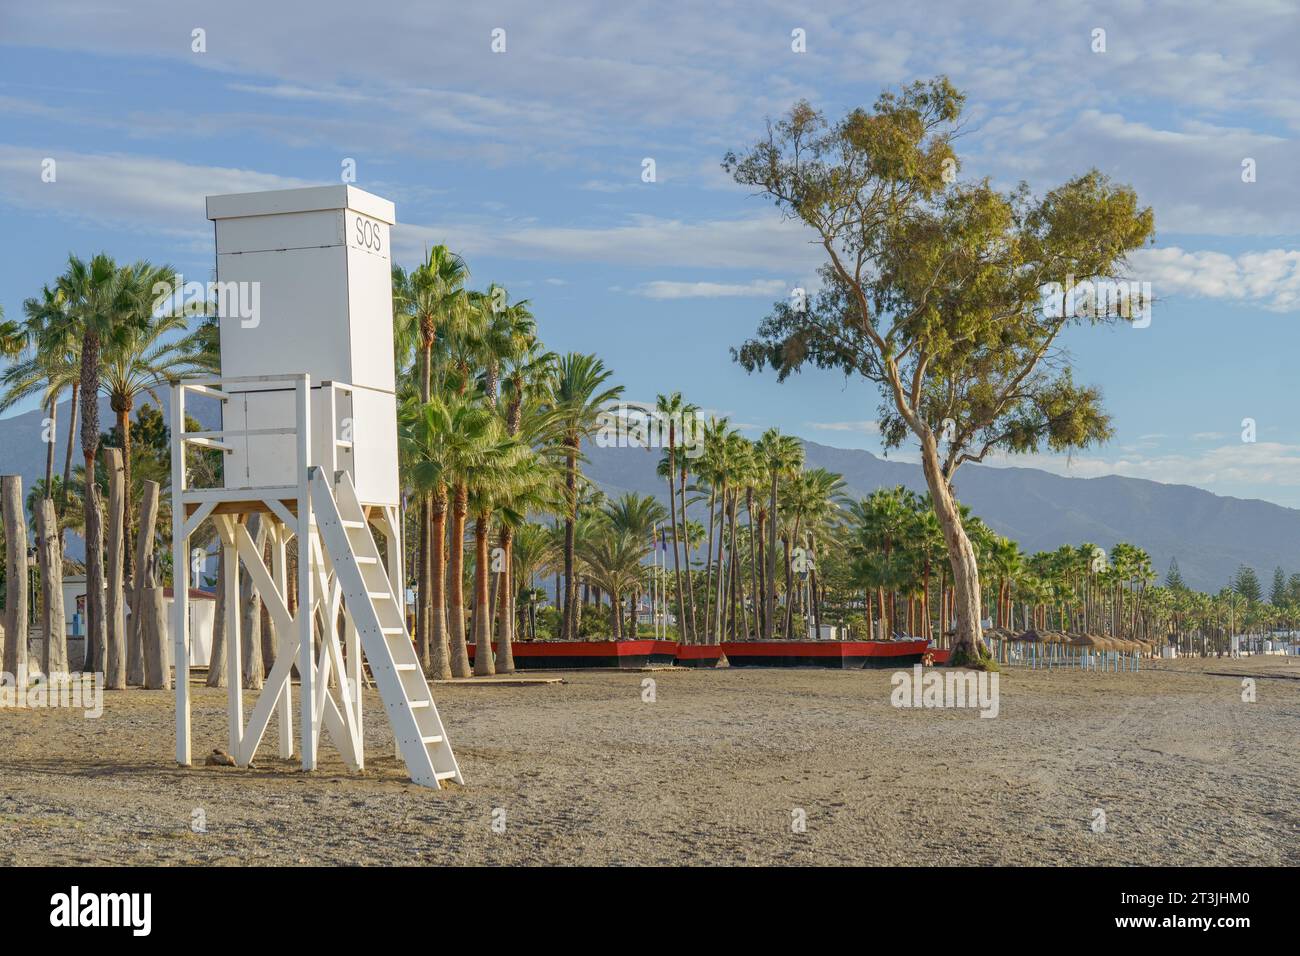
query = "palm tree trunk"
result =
(562, 439, 579, 640)
(44, 395, 57, 493)
(473, 513, 495, 676)
(60, 382, 78, 519)
(666, 451, 687, 643)
(206, 550, 227, 687)
(415, 496, 430, 670)
(117, 400, 134, 582)
(241, 514, 265, 689)
(496, 524, 516, 673)
(679, 466, 697, 642)
(782, 523, 799, 639)
(728, 492, 741, 640)
(757, 510, 768, 637)
(448, 483, 470, 677)
(764, 473, 778, 640)
(711, 480, 728, 645)
(810, 532, 823, 639)
(746, 489, 759, 640)
(704, 481, 717, 641)
(428, 490, 451, 679)
(80, 327, 106, 674)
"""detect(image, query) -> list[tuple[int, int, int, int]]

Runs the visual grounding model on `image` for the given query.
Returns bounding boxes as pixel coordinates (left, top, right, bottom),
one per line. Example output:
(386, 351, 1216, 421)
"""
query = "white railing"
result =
(170, 374, 356, 496)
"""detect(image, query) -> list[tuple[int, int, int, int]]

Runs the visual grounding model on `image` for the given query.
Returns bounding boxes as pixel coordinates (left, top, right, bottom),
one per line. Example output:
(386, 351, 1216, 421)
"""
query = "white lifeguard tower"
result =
(170, 185, 462, 788)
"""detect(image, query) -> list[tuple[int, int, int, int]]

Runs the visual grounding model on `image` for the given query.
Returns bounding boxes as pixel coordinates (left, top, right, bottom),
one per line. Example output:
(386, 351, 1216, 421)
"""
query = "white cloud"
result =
(393, 213, 824, 271)
(1129, 247, 1300, 313)
(0, 144, 311, 241)
(982, 441, 1300, 496)
(631, 279, 788, 299)
(805, 420, 881, 434)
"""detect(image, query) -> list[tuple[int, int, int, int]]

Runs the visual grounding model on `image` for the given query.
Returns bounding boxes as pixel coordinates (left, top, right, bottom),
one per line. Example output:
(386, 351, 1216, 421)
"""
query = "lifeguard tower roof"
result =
(206, 183, 399, 507)
(206, 184, 395, 224)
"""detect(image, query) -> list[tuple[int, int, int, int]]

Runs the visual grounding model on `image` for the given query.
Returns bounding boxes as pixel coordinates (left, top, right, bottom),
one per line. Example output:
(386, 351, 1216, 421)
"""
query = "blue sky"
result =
(2, 1, 1299, 503)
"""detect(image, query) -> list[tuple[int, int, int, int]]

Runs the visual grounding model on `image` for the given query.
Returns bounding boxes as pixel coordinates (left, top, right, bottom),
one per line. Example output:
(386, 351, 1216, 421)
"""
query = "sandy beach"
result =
(2, 657, 1296, 866)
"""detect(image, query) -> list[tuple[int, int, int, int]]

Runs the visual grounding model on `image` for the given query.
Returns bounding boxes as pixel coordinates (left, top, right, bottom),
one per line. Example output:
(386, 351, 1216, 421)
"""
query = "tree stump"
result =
(36, 497, 67, 675)
(2, 475, 28, 680)
(128, 480, 160, 685)
(103, 448, 127, 689)
(241, 513, 265, 690)
(206, 549, 227, 688)
(142, 585, 170, 689)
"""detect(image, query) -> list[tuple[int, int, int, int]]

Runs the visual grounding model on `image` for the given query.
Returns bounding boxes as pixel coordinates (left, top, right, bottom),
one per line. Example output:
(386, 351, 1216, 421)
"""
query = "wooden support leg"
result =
(219, 517, 243, 757)
(271, 523, 293, 759)
(172, 494, 189, 764)
(298, 521, 317, 771)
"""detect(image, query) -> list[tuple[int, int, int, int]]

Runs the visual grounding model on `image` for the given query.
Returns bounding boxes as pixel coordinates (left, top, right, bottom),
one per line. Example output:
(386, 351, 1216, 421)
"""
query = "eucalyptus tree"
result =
(727, 78, 1154, 665)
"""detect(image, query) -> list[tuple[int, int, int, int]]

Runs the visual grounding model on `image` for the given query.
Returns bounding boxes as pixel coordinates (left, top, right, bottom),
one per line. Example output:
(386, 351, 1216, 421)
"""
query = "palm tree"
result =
(0, 305, 24, 356)
(551, 354, 624, 640)
(755, 429, 804, 639)
(578, 527, 651, 640)
(100, 309, 215, 575)
(604, 492, 668, 638)
(510, 522, 555, 640)
(393, 247, 472, 674)
(467, 430, 536, 676)
(489, 303, 556, 670)
(401, 393, 502, 678)
(847, 486, 917, 638)
(2, 288, 80, 512)
(782, 467, 846, 639)
(53, 254, 174, 674)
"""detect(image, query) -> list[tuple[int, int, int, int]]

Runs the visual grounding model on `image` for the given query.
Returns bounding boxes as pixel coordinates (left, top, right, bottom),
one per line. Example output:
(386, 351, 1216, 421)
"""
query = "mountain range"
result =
(1, 396, 1296, 592)
(582, 437, 1300, 593)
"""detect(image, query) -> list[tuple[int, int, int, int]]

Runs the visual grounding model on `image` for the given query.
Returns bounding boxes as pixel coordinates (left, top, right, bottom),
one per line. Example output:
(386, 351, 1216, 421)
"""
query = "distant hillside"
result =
(581, 438, 1300, 592)
(0, 394, 220, 559)
(3, 398, 1297, 591)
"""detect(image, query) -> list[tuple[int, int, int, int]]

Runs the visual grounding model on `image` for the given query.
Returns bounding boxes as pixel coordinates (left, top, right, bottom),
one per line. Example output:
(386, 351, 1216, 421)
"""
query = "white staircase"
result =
(309, 467, 463, 788)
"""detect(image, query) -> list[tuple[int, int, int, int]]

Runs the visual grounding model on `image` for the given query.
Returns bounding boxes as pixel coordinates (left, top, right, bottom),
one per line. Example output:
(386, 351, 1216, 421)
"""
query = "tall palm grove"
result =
(0, 251, 1293, 688)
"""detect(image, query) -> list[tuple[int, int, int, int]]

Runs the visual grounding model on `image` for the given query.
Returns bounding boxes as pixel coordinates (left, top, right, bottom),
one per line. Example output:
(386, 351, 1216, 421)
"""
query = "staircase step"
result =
(311, 468, 461, 790)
